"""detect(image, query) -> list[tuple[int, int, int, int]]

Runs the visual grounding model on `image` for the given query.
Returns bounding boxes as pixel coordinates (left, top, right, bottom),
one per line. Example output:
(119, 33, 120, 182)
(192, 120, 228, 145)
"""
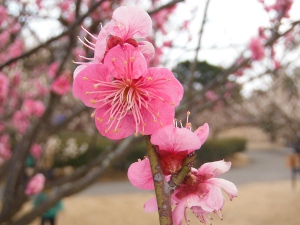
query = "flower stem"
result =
(145, 136, 173, 225)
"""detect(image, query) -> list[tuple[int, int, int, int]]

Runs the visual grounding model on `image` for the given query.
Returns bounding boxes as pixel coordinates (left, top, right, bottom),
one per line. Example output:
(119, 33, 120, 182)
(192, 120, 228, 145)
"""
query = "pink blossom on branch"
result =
(12, 110, 29, 134)
(79, 5, 155, 64)
(51, 73, 71, 95)
(128, 122, 209, 189)
(25, 173, 45, 196)
(73, 44, 183, 140)
(171, 161, 238, 225)
(30, 144, 42, 160)
(248, 37, 265, 61)
(22, 99, 45, 117)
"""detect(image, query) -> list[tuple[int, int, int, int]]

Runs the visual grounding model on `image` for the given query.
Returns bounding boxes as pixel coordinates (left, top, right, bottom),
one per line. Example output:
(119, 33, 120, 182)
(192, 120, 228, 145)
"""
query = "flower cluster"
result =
(73, 6, 183, 140)
(72, 5, 237, 224)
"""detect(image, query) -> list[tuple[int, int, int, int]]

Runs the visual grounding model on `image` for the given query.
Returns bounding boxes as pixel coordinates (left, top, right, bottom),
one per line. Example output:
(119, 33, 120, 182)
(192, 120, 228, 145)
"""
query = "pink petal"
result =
(73, 65, 87, 78)
(139, 99, 175, 135)
(94, 24, 111, 63)
(138, 41, 155, 61)
(94, 105, 135, 140)
(202, 184, 224, 210)
(72, 63, 111, 108)
(112, 5, 152, 41)
(142, 67, 183, 107)
(186, 194, 213, 212)
(207, 178, 238, 200)
(198, 160, 231, 177)
(194, 123, 209, 145)
(144, 197, 158, 213)
(151, 125, 202, 153)
(104, 44, 147, 79)
(173, 200, 186, 225)
(127, 158, 154, 190)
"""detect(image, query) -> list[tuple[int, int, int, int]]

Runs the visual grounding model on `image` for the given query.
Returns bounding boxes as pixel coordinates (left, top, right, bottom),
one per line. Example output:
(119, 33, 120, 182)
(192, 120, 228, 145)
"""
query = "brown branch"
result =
(145, 136, 172, 225)
(0, 0, 106, 70)
(11, 136, 135, 225)
(148, 0, 184, 15)
(187, 0, 211, 88)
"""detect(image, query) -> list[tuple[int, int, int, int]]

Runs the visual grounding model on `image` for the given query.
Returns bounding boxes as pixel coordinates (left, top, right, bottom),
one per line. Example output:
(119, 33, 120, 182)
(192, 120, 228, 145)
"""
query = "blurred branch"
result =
(187, 0, 211, 87)
(11, 136, 135, 225)
(0, 0, 106, 70)
(148, 0, 184, 15)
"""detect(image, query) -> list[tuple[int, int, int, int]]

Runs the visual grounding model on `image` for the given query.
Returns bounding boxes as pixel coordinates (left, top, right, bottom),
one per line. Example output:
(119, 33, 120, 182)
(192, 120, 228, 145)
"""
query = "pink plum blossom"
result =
(22, 99, 45, 117)
(25, 173, 45, 196)
(79, 5, 155, 64)
(73, 44, 183, 140)
(48, 62, 59, 78)
(51, 73, 71, 95)
(171, 161, 238, 225)
(249, 37, 265, 61)
(30, 144, 42, 160)
(128, 122, 209, 190)
(12, 110, 29, 134)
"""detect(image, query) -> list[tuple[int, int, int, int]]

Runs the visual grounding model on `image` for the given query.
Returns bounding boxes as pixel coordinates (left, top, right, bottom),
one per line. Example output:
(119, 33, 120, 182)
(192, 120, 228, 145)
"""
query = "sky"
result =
(166, 0, 300, 68)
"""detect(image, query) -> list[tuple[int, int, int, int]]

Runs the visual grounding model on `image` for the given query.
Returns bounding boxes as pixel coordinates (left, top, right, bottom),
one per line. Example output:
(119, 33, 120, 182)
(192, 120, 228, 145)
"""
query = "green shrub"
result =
(195, 137, 247, 165)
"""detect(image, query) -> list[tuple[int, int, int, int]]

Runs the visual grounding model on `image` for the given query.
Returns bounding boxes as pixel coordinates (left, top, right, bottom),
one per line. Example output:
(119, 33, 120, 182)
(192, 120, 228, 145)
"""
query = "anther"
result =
(148, 77, 153, 81)
(90, 99, 96, 104)
(97, 117, 103, 122)
(134, 132, 138, 137)
(94, 84, 98, 89)
(130, 57, 134, 61)
(85, 91, 90, 95)
(91, 112, 95, 118)
(111, 58, 115, 62)
(171, 102, 175, 106)
(83, 76, 88, 80)
(124, 61, 128, 65)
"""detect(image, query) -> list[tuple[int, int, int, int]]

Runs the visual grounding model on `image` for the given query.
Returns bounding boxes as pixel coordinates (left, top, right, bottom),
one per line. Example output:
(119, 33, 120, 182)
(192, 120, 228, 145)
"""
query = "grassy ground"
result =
(28, 180, 300, 225)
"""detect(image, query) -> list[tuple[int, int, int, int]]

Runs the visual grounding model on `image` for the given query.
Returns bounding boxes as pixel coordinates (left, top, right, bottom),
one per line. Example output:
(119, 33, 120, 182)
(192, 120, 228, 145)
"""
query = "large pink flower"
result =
(172, 161, 238, 225)
(73, 44, 183, 140)
(128, 123, 209, 189)
(25, 173, 45, 196)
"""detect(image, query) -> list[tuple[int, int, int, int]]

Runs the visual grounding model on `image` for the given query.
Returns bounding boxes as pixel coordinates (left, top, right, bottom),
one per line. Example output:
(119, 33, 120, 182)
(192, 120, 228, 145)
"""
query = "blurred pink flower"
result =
(25, 173, 45, 196)
(12, 110, 29, 134)
(30, 144, 42, 160)
(8, 39, 23, 58)
(0, 5, 7, 25)
(171, 161, 238, 225)
(22, 99, 45, 117)
(48, 62, 59, 78)
(205, 90, 218, 102)
(249, 37, 265, 61)
(51, 73, 71, 95)
(73, 44, 183, 140)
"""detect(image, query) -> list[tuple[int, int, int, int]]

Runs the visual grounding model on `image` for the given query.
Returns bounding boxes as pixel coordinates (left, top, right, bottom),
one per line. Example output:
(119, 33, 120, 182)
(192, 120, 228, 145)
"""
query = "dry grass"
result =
(28, 180, 300, 225)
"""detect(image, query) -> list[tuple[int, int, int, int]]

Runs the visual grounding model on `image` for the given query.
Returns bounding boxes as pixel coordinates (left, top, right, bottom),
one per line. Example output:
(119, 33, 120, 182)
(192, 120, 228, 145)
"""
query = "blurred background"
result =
(0, 0, 300, 224)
